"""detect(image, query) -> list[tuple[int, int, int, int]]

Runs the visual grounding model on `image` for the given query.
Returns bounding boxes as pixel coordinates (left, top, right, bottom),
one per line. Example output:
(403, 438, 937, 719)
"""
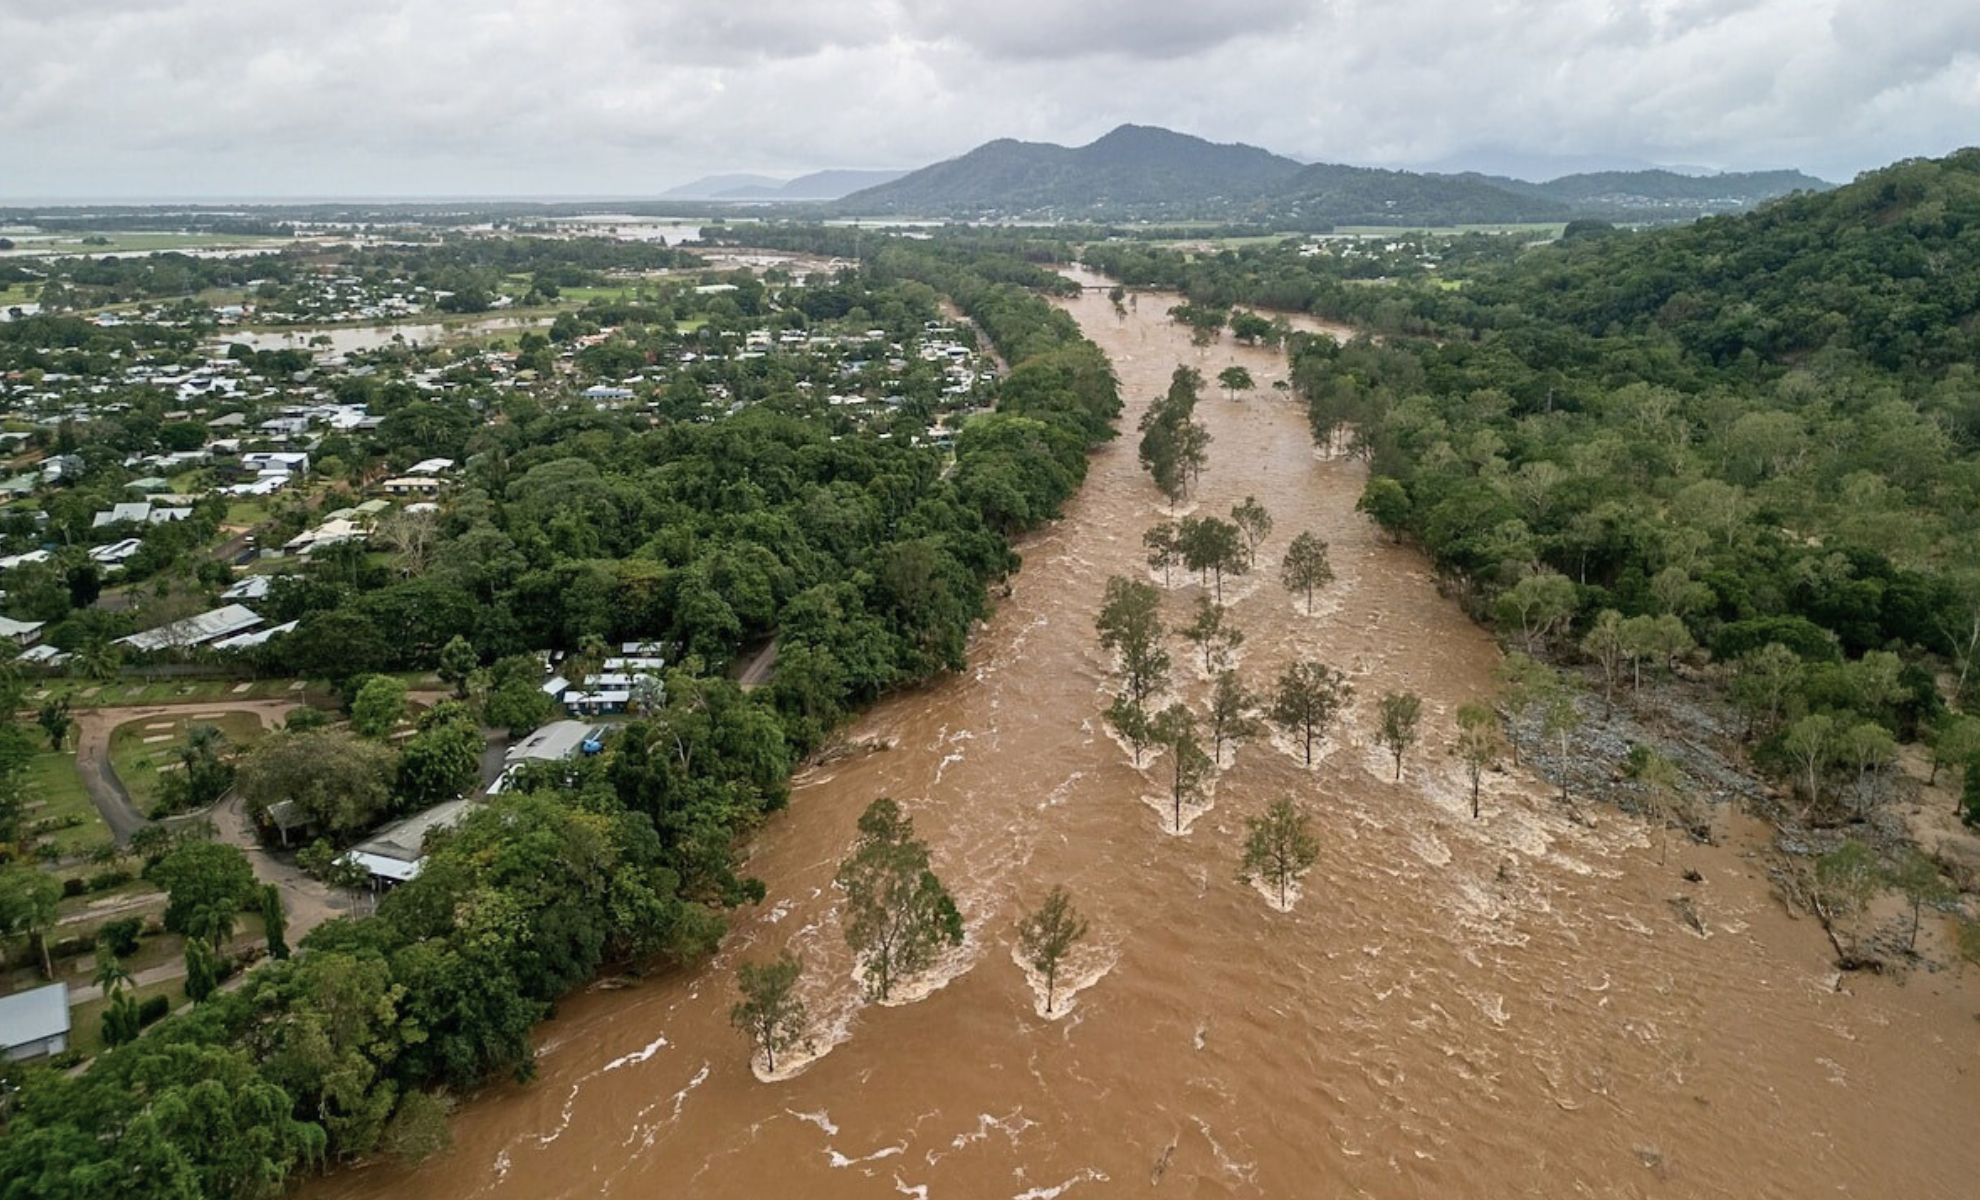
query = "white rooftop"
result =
(0, 982, 69, 1050)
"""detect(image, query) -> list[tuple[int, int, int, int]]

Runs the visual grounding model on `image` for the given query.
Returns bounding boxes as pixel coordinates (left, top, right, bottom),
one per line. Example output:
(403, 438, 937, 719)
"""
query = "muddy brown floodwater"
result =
(318, 270, 1980, 1200)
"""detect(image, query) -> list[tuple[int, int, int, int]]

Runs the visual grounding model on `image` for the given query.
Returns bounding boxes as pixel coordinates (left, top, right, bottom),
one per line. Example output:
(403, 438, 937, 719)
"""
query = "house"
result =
(88, 538, 143, 567)
(344, 797, 479, 886)
(284, 518, 364, 555)
(0, 983, 70, 1062)
(221, 574, 278, 602)
(407, 457, 456, 475)
(117, 604, 263, 653)
(0, 615, 44, 646)
(260, 798, 314, 848)
(0, 549, 51, 571)
(91, 502, 190, 528)
(379, 476, 443, 497)
(241, 451, 309, 475)
(489, 719, 605, 793)
(209, 618, 297, 652)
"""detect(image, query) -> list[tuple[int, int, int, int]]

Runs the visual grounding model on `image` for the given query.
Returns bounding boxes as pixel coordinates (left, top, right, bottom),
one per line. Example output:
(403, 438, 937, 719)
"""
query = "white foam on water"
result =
(1010, 939, 1119, 1019)
(1139, 781, 1217, 835)
(602, 1033, 669, 1073)
(1245, 874, 1304, 913)
(827, 1142, 906, 1168)
(789, 1108, 839, 1136)
(1012, 1168, 1110, 1199)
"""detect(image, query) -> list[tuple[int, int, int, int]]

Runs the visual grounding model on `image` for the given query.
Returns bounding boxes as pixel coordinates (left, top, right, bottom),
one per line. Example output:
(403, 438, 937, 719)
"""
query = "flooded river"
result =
(316, 271, 1979, 1200)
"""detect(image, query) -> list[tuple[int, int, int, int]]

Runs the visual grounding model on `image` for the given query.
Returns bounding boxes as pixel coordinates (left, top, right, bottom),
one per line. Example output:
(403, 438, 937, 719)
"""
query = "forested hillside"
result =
(1088, 148, 1980, 821)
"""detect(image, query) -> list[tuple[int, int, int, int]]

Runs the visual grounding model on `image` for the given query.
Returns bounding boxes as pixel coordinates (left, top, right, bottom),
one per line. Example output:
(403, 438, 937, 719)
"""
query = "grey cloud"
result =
(0, 0, 1974, 198)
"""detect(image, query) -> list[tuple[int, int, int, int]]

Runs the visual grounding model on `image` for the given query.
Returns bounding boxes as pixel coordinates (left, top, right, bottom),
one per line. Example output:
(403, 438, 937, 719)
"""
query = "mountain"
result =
(1465, 168, 1832, 217)
(837, 124, 1832, 226)
(839, 125, 1306, 217)
(661, 173, 787, 200)
(1266, 162, 1568, 226)
(665, 169, 908, 202)
(770, 169, 907, 200)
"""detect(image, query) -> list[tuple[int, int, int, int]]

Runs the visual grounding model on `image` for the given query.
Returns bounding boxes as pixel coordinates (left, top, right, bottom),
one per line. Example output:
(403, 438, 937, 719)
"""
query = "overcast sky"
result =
(4, 0, 1977, 199)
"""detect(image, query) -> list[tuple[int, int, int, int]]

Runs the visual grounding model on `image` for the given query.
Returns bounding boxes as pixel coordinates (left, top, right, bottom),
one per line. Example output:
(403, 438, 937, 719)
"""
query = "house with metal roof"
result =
(0, 982, 71, 1062)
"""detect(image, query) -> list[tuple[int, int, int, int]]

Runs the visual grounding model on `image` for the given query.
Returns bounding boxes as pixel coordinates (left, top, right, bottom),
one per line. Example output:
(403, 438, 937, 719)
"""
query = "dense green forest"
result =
(1094, 149, 1980, 815)
(837, 124, 1825, 225)
(0, 242, 1118, 1196)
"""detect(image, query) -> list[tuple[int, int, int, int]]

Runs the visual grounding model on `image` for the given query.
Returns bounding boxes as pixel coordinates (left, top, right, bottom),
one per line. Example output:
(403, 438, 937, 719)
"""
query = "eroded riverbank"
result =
(313, 272, 1980, 1200)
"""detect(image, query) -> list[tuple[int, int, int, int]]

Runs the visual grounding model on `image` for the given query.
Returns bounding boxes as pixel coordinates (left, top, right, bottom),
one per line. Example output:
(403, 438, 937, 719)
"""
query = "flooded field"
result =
(314, 272, 1980, 1200)
(212, 313, 554, 356)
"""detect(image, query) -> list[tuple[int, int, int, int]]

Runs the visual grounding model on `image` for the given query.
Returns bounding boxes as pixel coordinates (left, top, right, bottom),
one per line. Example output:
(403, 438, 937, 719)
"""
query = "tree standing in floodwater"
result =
(1217, 365, 1254, 402)
(836, 799, 964, 1002)
(1240, 797, 1318, 909)
(1152, 704, 1214, 831)
(1096, 576, 1170, 703)
(1280, 531, 1334, 615)
(1456, 701, 1502, 819)
(731, 951, 808, 1074)
(1231, 496, 1272, 568)
(1208, 670, 1263, 765)
(1184, 596, 1244, 672)
(1016, 885, 1089, 1015)
(1270, 661, 1351, 766)
(1376, 691, 1423, 781)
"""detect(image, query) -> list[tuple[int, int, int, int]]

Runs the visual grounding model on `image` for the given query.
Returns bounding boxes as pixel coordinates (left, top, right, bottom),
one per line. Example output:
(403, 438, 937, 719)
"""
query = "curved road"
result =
(70, 699, 354, 940)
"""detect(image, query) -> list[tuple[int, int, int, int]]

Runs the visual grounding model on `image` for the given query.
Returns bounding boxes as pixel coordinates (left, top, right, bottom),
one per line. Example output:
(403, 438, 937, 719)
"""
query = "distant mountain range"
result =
(663, 168, 907, 202)
(834, 125, 1831, 226)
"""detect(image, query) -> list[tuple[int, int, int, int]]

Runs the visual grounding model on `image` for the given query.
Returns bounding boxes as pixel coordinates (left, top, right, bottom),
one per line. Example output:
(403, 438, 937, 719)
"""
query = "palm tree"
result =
(93, 944, 133, 995)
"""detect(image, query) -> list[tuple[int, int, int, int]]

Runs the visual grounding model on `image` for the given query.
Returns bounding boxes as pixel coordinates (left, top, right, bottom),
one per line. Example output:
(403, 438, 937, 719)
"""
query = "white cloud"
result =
(0, 0, 1974, 198)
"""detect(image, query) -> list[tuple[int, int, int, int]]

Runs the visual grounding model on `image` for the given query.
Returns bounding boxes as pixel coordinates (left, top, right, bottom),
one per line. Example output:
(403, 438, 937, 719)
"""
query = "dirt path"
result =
(70, 699, 355, 942)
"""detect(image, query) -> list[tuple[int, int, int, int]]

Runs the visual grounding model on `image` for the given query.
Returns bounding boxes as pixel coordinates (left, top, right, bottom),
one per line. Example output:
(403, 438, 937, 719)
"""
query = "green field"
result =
(24, 748, 110, 856)
(223, 499, 271, 526)
(1330, 222, 1567, 236)
(40, 676, 337, 708)
(110, 711, 268, 816)
(6, 232, 290, 257)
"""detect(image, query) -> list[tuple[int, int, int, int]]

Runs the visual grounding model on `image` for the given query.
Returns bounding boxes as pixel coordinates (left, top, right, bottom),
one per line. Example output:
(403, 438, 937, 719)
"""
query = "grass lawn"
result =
(223, 498, 271, 526)
(24, 747, 111, 857)
(559, 284, 646, 304)
(45, 676, 339, 709)
(109, 711, 269, 816)
(69, 978, 185, 1058)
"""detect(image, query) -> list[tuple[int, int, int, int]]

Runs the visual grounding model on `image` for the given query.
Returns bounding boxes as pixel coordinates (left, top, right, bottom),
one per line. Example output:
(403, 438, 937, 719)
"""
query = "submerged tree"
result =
(1095, 576, 1170, 703)
(1217, 365, 1255, 402)
(1455, 701, 1502, 819)
(1015, 885, 1089, 1015)
(1143, 521, 1181, 587)
(1279, 531, 1334, 614)
(1184, 596, 1244, 673)
(1152, 704, 1214, 832)
(1178, 516, 1247, 602)
(836, 799, 964, 1002)
(731, 951, 809, 1073)
(1375, 691, 1423, 781)
(1207, 671, 1263, 765)
(1231, 496, 1272, 568)
(1239, 797, 1319, 909)
(1269, 661, 1351, 766)
(1106, 693, 1154, 767)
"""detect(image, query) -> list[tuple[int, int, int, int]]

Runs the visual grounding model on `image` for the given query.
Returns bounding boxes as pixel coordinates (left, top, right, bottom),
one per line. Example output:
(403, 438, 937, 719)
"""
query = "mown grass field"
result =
(24, 747, 110, 856)
(109, 711, 269, 816)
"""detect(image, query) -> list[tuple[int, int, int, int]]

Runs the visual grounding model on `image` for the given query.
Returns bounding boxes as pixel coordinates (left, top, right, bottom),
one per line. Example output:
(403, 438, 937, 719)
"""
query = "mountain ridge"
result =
(837, 125, 1831, 225)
